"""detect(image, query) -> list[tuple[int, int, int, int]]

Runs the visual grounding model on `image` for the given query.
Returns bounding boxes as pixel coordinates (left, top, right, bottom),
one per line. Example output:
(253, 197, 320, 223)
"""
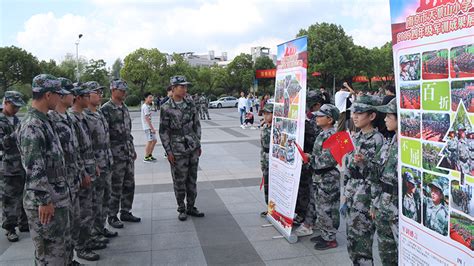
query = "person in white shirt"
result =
(237, 91, 247, 127)
(141, 92, 157, 162)
(334, 82, 355, 132)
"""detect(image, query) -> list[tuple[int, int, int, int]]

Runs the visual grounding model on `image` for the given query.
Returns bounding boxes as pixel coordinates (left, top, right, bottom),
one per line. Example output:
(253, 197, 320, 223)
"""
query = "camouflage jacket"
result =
(372, 135, 398, 209)
(101, 100, 135, 161)
(159, 97, 201, 156)
(310, 127, 338, 174)
(48, 110, 82, 193)
(84, 109, 113, 171)
(17, 108, 70, 208)
(304, 114, 321, 152)
(69, 110, 96, 180)
(424, 198, 448, 235)
(343, 129, 384, 202)
(199, 96, 209, 106)
(402, 192, 419, 221)
(0, 112, 24, 176)
(260, 123, 271, 172)
(458, 138, 469, 162)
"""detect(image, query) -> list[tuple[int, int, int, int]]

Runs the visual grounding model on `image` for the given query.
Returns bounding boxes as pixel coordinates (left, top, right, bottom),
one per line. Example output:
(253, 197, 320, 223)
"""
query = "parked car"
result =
(209, 96, 238, 108)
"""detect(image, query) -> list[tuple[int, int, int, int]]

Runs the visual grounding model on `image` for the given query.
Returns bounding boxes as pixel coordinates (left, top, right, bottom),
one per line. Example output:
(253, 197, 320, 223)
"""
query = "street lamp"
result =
(75, 34, 83, 82)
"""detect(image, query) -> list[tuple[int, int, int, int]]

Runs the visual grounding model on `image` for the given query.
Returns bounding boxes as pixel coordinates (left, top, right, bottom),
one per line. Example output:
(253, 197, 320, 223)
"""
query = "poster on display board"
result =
(389, 0, 474, 265)
(267, 36, 307, 243)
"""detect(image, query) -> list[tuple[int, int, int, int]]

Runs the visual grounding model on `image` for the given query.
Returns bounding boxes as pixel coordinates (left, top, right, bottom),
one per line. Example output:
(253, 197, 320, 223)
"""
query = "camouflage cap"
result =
(3, 91, 26, 107)
(428, 179, 444, 192)
(57, 77, 74, 95)
(315, 104, 339, 121)
(263, 103, 274, 113)
(71, 83, 91, 96)
(349, 95, 378, 113)
(84, 81, 105, 92)
(110, 79, 129, 91)
(32, 74, 62, 94)
(404, 172, 416, 185)
(306, 90, 325, 109)
(377, 98, 397, 114)
(168, 75, 191, 89)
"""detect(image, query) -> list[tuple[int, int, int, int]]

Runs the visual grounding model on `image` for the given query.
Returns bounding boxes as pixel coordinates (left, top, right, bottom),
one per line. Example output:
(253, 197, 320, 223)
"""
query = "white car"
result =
(209, 96, 238, 108)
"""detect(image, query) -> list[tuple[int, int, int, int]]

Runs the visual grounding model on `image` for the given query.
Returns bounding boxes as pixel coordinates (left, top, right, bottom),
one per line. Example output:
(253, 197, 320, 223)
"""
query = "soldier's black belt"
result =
(314, 167, 337, 175)
(381, 183, 397, 195)
(263, 148, 269, 153)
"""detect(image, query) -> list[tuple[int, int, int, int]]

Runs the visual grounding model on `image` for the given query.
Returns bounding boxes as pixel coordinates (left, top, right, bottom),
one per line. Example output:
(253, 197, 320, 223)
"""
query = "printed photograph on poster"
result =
(402, 166, 422, 223)
(438, 102, 474, 175)
(399, 53, 420, 81)
(400, 83, 420, 109)
(422, 49, 449, 80)
(451, 180, 473, 216)
(450, 44, 474, 78)
(271, 132, 296, 165)
(400, 111, 420, 138)
(274, 74, 302, 105)
(451, 80, 474, 113)
(449, 212, 473, 251)
(422, 142, 449, 175)
(422, 113, 450, 142)
(282, 119, 297, 135)
(273, 104, 286, 118)
(422, 173, 449, 236)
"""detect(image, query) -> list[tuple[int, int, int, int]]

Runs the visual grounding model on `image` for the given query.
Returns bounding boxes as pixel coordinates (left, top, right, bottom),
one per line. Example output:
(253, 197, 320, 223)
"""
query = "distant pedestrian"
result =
(142, 92, 158, 163)
(238, 92, 247, 127)
(334, 82, 355, 132)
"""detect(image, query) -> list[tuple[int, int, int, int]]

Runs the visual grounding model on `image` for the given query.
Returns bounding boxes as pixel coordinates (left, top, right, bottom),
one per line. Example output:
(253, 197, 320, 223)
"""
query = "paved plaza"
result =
(0, 107, 382, 265)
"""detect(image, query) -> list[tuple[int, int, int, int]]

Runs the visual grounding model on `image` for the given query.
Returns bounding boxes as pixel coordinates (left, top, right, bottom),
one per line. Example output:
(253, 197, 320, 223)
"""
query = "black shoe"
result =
(310, 235, 324, 243)
(178, 212, 187, 221)
(260, 211, 268, 217)
(93, 234, 109, 244)
(6, 229, 19, 242)
(18, 225, 29, 232)
(120, 211, 141, 223)
(314, 239, 338, 250)
(102, 228, 118, 238)
(71, 260, 82, 266)
(186, 207, 204, 217)
(88, 240, 107, 250)
(76, 249, 100, 261)
(108, 216, 124, 228)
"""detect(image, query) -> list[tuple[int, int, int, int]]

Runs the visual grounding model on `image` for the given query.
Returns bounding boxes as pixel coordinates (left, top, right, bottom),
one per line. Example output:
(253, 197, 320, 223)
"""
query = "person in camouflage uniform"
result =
(193, 93, 203, 119)
(101, 79, 141, 228)
(468, 131, 474, 172)
(294, 90, 325, 232)
(457, 126, 470, 174)
(16, 74, 72, 265)
(159, 75, 204, 221)
(372, 98, 399, 265)
(69, 84, 104, 260)
(341, 95, 384, 265)
(301, 104, 341, 250)
(199, 93, 211, 120)
(1, 91, 27, 242)
(424, 179, 448, 236)
(402, 172, 421, 223)
(84, 81, 118, 239)
(259, 102, 273, 217)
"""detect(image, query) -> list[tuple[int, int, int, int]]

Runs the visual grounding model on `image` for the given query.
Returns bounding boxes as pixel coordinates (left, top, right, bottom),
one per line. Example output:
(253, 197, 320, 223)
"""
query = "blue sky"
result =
(0, 0, 392, 66)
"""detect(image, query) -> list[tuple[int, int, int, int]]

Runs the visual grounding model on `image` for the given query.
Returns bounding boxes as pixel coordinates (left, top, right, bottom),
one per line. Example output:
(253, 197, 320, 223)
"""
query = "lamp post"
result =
(75, 34, 83, 82)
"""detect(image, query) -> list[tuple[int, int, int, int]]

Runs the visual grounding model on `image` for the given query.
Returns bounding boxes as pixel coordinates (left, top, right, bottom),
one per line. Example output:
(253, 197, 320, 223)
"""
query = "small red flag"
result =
(322, 131, 355, 166)
(294, 142, 309, 164)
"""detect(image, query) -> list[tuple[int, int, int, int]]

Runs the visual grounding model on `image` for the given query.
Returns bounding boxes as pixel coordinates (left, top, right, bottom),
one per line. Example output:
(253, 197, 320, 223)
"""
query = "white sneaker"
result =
(250, 126, 256, 130)
(240, 125, 245, 129)
(294, 224, 313, 237)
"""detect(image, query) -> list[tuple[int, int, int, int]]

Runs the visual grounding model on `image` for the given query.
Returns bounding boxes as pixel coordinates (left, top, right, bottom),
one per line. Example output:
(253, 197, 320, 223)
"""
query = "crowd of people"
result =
(422, 115, 450, 142)
(451, 86, 474, 112)
(400, 87, 420, 109)
(401, 115, 420, 138)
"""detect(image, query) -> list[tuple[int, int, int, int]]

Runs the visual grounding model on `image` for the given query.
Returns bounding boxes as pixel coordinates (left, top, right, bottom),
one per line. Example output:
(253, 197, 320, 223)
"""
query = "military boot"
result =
(102, 228, 118, 238)
(186, 207, 205, 217)
(120, 211, 141, 222)
(108, 216, 124, 228)
(76, 249, 99, 261)
(6, 229, 19, 242)
(93, 234, 109, 244)
(18, 224, 29, 232)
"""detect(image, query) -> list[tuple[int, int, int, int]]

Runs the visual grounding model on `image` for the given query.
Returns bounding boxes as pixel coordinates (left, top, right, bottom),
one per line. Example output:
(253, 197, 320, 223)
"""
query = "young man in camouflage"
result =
(372, 98, 399, 265)
(402, 172, 420, 223)
(259, 102, 273, 217)
(84, 81, 118, 239)
(69, 84, 104, 260)
(101, 79, 140, 228)
(340, 96, 384, 265)
(159, 75, 204, 221)
(1, 91, 27, 242)
(17, 74, 71, 265)
(424, 180, 448, 236)
(199, 93, 211, 120)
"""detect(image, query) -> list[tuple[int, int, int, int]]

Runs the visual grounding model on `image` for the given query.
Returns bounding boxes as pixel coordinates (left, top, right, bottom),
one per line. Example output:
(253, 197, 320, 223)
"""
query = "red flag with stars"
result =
(322, 131, 355, 166)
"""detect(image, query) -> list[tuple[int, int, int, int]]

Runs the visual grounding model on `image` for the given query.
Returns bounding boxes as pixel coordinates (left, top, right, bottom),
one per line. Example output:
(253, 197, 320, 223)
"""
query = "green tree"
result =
(39, 59, 68, 78)
(82, 59, 109, 86)
(254, 56, 275, 95)
(0, 46, 40, 93)
(121, 48, 167, 96)
(111, 58, 123, 79)
(226, 53, 254, 94)
(59, 53, 87, 82)
(371, 42, 394, 86)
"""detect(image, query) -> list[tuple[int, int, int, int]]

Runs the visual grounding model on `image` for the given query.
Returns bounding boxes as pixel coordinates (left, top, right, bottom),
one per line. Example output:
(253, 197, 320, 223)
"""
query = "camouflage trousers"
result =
(201, 107, 210, 120)
(109, 159, 135, 216)
(346, 187, 375, 264)
(92, 170, 112, 234)
(77, 184, 93, 250)
(170, 149, 199, 212)
(304, 177, 318, 226)
(69, 191, 80, 261)
(2, 174, 28, 230)
(374, 193, 399, 266)
(25, 207, 71, 265)
(295, 166, 312, 218)
(262, 168, 269, 204)
(314, 170, 340, 241)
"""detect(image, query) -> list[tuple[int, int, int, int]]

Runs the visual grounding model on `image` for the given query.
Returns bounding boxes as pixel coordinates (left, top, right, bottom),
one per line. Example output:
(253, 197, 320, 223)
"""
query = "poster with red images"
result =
(267, 36, 307, 243)
(390, 0, 474, 265)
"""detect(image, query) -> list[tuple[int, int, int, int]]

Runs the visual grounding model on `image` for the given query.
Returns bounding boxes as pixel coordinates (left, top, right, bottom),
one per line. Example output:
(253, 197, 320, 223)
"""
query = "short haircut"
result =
(166, 86, 173, 92)
(385, 85, 396, 94)
(143, 92, 152, 99)
(32, 91, 46, 100)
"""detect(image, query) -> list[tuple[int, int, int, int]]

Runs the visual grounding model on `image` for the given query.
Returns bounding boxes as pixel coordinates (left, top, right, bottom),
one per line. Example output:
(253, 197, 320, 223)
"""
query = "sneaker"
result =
(143, 157, 154, 163)
(186, 207, 205, 217)
(93, 234, 109, 244)
(240, 125, 245, 129)
(6, 229, 19, 242)
(149, 156, 157, 161)
(120, 211, 141, 223)
(88, 241, 107, 250)
(102, 228, 118, 238)
(18, 225, 29, 232)
(294, 224, 313, 237)
(108, 216, 124, 228)
(178, 212, 187, 221)
(314, 239, 338, 250)
(76, 249, 100, 261)
(260, 211, 268, 217)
